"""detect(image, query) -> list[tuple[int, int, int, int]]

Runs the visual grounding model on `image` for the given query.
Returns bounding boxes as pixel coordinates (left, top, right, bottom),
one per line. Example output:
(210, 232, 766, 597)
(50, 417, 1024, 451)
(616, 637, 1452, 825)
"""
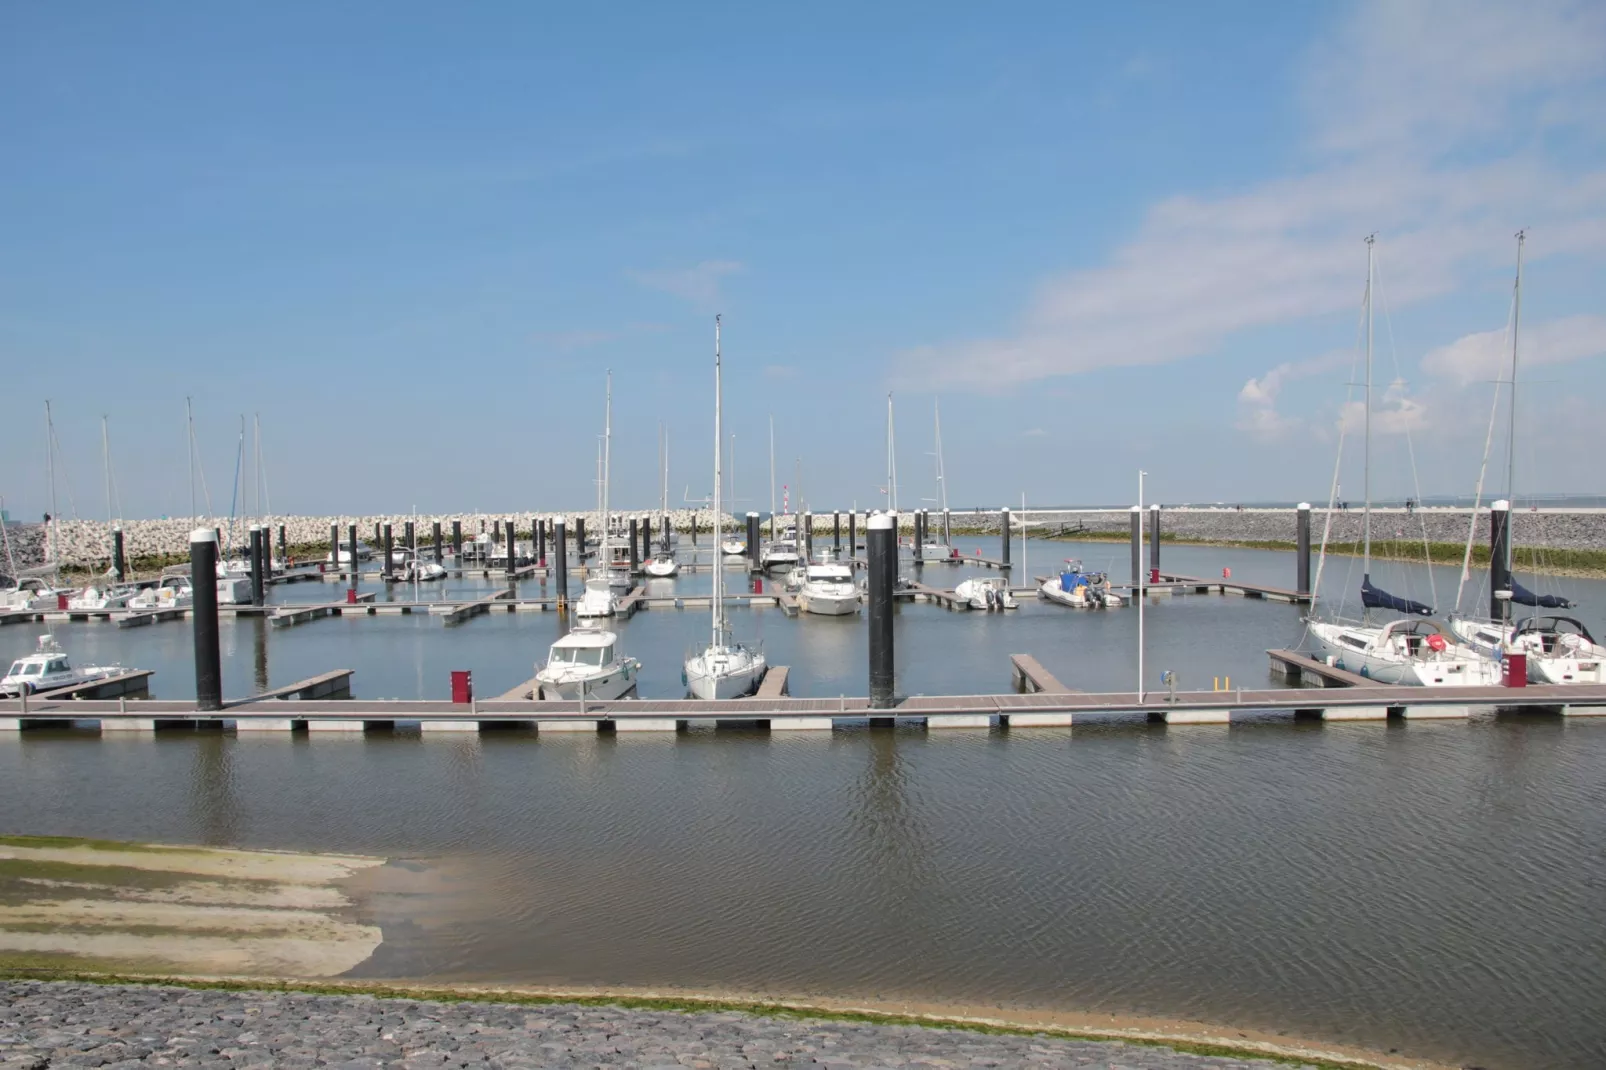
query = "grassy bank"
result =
(1043, 532, 1606, 579)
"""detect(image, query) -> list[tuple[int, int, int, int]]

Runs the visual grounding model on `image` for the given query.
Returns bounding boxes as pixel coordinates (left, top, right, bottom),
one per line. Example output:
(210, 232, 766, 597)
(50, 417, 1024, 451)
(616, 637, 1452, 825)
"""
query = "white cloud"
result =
(896, 0, 1606, 392)
(1339, 378, 1429, 436)
(1021, 427, 1047, 438)
(628, 260, 744, 312)
(764, 364, 798, 379)
(1236, 350, 1351, 439)
(1420, 314, 1606, 386)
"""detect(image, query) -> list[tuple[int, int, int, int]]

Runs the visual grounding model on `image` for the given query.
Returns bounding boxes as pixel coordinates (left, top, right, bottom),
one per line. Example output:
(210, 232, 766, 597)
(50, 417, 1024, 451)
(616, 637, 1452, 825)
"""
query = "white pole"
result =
(1138, 469, 1146, 703)
(1020, 491, 1027, 585)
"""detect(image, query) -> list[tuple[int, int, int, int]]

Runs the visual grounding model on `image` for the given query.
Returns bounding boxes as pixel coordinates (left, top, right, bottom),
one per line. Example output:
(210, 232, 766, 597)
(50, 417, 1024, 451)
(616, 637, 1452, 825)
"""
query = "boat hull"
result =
(684, 650, 766, 700)
(799, 590, 859, 616)
(1307, 621, 1502, 686)
(536, 667, 638, 701)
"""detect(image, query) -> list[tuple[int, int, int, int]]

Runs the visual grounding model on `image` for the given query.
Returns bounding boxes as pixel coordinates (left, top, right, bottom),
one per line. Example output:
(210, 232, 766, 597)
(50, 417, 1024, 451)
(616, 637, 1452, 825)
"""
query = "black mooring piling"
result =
(383, 524, 394, 580)
(848, 512, 857, 557)
(433, 521, 443, 564)
(111, 528, 126, 583)
(833, 512, 841, 551)
(1296, 503, 1312, 597)
(190, 528, 222, 712)
(248, 526, 265, 606)
(347, 525, 359, 591)
(1130, 507, 1142, 584)
(1000, 508, 1011, 568)
(1149, 504, 1161, 580)
(1490, 499, 1512, 622)
(867, 513, 896, 710)
(553, 518, 569, 607)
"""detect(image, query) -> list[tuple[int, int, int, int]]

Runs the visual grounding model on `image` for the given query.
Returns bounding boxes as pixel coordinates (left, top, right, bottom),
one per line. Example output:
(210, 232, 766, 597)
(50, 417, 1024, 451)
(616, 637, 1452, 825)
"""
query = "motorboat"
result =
(1307, 617, 1501, 686)
(1450, 615, 1605, 685)
(1, 634, 124, 697)
(760, 538, 800, 572)
(326, 542, 374, 565)
(954, 577, 1017, 611)
(0, 577, 73, 612)
(574, 576, 619, 618)
(917, 541, 958, 562)
(1039, 561, 1123, 608)
(797, 560, 860, 616)
(644, 551, 679, 578)
(216, 576, 252, 605)
(128, 576, 193, 610)
(399, 555, 447, 582)
(534, 626, 640, 700)
(684, 315, 768, 701)
(67, 585, 136, 611)
(721, 534, 746, 556)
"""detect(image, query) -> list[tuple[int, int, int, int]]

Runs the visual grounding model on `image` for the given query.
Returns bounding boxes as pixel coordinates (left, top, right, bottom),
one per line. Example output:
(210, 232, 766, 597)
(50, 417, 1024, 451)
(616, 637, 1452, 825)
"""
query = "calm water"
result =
(3, 541, 1604, 1069)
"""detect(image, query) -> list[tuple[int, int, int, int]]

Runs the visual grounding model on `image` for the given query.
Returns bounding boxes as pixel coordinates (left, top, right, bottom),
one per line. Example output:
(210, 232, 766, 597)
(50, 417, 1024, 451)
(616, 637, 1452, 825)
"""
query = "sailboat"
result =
(645, 424, 680, 577)
(577, 373, 625, 617)
(684, 316, 767, 700)
(918, 399, 956, 562)
(1446, 233, 1601, 683)
(1305, 237, 1499, 686)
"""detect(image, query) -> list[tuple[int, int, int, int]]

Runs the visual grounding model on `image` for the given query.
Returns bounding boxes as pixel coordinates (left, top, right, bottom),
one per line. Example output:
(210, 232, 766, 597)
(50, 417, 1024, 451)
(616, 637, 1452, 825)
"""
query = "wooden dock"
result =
(433, 589, 515, 624)
(35, 670, 155, 701)
(1009, 654, 1073, 694)
(1267, 649, 1393, 688)
(1159, 573, 1312, 604)
(754, 666, 790, 698)
(244, 670, 355, 702)
(268, 591, 378, 628)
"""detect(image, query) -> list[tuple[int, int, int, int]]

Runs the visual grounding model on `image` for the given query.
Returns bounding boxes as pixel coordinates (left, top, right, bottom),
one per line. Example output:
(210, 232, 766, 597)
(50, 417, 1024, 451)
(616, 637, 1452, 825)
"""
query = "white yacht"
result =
(684, 315, 767, 700)
(0, 577, 73, 612)
(955, 576, 1017, 611)
(1308, 617, 1500, 686)
(797, 559, 860, 616)
(534, 626, 640, 700)
(67, 585, 136, 611)
(917, 541, 957, 562)
(216, 576, 252, 605)
(644, 551, 679, 578)
(720, 533, 747, 556)
(1449, 615, 1605, 685)
(760, 538, 800, 572)
(128, 575, 193, 610)
(574, 576, 618, 619)
(1, 634, 125, 697)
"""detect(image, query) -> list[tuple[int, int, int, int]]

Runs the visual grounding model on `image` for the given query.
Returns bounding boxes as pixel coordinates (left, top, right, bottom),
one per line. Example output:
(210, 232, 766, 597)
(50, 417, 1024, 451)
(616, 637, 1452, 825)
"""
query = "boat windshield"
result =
(9, 661, 40, 677)
(550, 646, 610, 667)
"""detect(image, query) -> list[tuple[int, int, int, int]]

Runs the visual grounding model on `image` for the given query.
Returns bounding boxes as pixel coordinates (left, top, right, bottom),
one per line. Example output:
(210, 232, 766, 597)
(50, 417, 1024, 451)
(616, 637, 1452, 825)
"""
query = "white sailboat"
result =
(1445, 234, 1596, 684)
(534, 626, 640, 700)
(1305, 237, 1499, 686)
(645, 425, 680, 577)
(685, 315, 767, 700)
(128, 574, 194, 610)
(578, 373, 625, 617)
(918, 399, 956, 561)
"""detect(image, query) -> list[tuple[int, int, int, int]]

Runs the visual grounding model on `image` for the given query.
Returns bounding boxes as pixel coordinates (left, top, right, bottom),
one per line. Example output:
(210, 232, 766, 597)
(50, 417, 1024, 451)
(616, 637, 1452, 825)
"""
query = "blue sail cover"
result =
(1361, 576, 1432, 616)
(1510, 578, 1572, 609)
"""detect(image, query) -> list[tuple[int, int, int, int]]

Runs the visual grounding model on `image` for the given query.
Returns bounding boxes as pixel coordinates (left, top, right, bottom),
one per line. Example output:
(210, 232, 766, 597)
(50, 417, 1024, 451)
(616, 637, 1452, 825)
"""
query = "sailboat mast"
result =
(769, 415, 776, 540)
(185, 397, 197, 520)
(102, 416, 113, 529)
(1506, 230, 1525, 513)
(935, 399, 950, 542)
(44, 401, 58, 566)
(886, 393, 898, 514)
(601, 371, 612, 563)
(712, 316, 724, 648)
(1363, 234, 1374, 575)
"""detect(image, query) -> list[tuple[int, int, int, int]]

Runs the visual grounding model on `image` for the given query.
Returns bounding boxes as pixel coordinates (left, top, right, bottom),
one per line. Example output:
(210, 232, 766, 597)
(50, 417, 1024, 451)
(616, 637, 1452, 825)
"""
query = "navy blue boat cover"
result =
(1361, 575, 1433, 615)
(1510, 577, 1573, 608)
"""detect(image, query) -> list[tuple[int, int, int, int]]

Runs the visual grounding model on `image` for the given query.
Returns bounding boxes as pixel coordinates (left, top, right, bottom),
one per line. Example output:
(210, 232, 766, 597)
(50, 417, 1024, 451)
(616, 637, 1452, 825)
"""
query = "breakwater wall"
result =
(5, 507, 1602, 570)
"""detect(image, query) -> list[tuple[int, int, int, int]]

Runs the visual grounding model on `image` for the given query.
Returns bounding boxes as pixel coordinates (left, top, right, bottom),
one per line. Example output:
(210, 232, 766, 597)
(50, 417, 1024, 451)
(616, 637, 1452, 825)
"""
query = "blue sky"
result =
(2, 1, 1603, 520)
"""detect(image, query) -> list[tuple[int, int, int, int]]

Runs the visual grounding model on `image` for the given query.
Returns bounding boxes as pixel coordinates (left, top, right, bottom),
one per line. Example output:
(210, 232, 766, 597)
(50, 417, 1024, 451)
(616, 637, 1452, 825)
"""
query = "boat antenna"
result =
(769, 414, 776, 541)
(886, 392, 898, 514)
(601, 370, 612, 568)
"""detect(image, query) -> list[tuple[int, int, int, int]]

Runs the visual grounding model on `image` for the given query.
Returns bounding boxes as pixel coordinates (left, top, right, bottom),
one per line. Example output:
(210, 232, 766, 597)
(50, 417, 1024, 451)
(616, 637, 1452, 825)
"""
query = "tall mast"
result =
(44, 401, 58, 566)
(102, 416, 113, 529)
(185, 397, 196, 520)
(886, 392, 898, 514)
(934, 398, 947, 512)
(1506, 230, 1525, 513)
(711, 316, 724, 648)
(601, 370, 612, 565)
(1363, 234, 1374, 576)
(769, 415, 776, 540)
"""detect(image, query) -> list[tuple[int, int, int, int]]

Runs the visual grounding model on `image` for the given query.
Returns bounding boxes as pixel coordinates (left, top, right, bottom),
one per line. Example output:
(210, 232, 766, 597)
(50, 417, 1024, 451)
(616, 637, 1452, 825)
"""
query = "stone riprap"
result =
(1026, 507, 1606, 551)
(5, 507, 1601, 571)
(0, 981, 1334, 1069)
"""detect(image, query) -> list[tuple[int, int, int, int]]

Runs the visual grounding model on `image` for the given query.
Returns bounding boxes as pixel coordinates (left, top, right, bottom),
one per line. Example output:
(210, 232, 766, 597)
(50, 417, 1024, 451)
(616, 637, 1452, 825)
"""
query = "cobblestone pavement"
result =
(0, 982, 1327, 1069)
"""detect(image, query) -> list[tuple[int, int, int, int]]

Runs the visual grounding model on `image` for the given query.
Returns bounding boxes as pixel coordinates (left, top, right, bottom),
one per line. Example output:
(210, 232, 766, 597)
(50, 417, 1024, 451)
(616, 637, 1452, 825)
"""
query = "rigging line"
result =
(1454, 289, 1516, 615)
(1373, 246, 1437, 611)
(47, 407, 79, 521)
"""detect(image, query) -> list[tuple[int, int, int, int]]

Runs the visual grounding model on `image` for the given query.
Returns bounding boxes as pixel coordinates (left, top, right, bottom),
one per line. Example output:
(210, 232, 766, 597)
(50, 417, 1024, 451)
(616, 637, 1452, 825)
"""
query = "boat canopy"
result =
(1509, 578, 1572, 609)
(1361, 576, 1432, 616)
(1060, 572, 1089, 591)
